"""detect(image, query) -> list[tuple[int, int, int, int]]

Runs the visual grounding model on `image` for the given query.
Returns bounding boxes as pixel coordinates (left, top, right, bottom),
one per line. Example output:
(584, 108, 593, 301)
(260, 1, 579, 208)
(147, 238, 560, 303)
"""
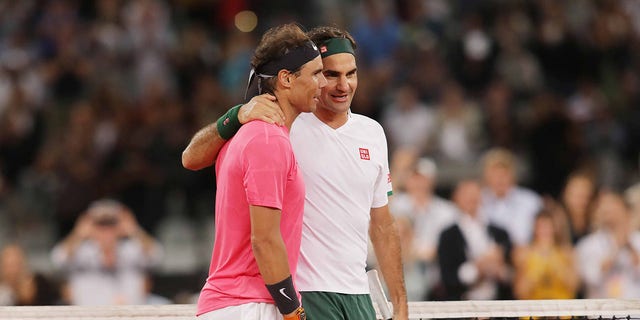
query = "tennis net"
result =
(1, 299, 640, 319)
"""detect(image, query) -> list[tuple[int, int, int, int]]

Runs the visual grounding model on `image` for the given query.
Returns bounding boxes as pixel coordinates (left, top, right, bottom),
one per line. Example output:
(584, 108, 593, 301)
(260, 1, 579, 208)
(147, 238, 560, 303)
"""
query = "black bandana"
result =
(245, 40, 320, 99)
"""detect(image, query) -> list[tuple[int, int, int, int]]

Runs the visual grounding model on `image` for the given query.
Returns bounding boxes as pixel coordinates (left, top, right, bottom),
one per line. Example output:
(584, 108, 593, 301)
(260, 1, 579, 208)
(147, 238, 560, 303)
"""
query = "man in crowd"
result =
(437, 180, 513, 300)
(480, 148, 542, 246)
(51, 199, 162, 305)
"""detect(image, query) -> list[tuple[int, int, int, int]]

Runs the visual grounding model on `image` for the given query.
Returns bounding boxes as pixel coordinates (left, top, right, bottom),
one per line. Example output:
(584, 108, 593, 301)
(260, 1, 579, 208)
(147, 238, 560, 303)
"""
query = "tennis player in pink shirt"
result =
(183, 23, 326, 320)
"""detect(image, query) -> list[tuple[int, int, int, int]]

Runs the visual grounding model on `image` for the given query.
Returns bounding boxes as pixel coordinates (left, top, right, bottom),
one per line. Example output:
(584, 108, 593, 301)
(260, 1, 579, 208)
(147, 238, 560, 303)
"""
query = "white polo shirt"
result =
(290, 112, 392, 294)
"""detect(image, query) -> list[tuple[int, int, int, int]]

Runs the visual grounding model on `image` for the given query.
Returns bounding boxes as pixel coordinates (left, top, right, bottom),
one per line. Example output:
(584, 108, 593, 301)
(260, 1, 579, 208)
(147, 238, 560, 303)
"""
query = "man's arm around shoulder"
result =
(182, 94, 284, 171)
(182, 122, 225, 171)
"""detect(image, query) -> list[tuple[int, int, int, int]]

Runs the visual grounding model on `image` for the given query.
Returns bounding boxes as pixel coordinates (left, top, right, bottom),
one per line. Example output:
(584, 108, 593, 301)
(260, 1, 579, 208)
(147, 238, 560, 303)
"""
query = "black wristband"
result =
(216, 104, 243, 140)
(265, 275, 300, 315)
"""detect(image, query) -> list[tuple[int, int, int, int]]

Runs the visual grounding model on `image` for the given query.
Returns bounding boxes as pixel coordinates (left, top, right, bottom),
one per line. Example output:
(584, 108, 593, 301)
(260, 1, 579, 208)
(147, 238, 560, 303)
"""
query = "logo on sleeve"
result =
(359, 148, 370, 160)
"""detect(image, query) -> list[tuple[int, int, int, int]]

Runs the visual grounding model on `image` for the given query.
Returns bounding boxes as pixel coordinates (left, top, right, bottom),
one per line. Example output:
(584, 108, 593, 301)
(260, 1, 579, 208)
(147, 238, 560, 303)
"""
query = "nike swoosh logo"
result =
(279, 288, 292, 301)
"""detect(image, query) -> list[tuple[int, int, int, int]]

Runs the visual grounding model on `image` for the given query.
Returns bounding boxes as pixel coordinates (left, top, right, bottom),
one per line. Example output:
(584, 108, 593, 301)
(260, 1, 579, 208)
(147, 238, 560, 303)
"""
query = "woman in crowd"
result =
(513, 206, 579, 299)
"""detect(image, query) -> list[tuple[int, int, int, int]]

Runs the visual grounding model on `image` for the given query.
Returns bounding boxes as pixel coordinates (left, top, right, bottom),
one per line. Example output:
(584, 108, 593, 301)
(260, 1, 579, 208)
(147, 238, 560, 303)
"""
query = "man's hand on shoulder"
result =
(239, 94, 284, 126)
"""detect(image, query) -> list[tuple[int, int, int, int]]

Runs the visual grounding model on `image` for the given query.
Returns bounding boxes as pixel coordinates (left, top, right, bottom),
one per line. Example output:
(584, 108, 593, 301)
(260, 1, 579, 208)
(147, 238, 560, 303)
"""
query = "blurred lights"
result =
(463, 30, 490, 60)
(235, 11, 258, 33)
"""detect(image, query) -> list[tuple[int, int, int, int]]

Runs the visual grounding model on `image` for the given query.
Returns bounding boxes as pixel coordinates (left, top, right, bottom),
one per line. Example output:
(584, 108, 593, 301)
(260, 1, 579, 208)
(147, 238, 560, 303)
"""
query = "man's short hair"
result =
(482, 147, 516, 171)
(307, 26, 357, 51)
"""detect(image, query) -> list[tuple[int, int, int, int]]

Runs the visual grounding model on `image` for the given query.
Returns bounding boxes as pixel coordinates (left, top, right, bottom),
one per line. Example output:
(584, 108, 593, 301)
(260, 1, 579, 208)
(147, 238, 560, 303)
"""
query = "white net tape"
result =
(404, 299, 640, 319)
(2, 300, 640, 320)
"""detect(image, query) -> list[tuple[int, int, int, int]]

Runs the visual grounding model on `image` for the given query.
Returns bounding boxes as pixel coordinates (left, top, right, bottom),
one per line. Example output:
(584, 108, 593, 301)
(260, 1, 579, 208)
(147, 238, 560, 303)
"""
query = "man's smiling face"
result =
(317, 53, 358, 114)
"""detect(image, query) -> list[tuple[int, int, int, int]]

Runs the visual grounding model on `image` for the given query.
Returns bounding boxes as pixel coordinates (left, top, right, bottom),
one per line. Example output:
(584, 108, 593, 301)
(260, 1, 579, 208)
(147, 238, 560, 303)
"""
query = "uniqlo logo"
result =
(359, 148, 370, 160)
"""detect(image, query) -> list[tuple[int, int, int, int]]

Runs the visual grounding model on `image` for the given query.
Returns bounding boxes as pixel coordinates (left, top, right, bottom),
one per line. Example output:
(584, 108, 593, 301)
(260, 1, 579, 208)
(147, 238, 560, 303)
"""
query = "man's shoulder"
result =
(440, 223, 462, 238)
(237, 121, 288, 140)
(513, 185, 540, 197)
(350, 113, 387, 139)
(241, 119, 283, 131)
(512, 186, 542, 205)
(575, 230, 605, 252)
(229, 121, 290, 157)
(351, 112, 383, 127)
(432, 196, 457, 211)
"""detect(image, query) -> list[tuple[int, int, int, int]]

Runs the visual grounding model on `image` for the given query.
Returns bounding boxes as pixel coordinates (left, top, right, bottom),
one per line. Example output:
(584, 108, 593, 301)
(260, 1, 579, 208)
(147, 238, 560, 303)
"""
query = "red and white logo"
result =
(320, 45, 328, 53)
(359, 148, 370, 160)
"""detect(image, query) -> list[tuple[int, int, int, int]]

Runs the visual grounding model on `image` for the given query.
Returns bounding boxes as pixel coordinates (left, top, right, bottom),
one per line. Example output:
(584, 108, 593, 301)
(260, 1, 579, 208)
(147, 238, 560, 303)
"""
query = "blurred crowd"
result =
(0, 0, 640, 305)
(386, 148, 640, 301)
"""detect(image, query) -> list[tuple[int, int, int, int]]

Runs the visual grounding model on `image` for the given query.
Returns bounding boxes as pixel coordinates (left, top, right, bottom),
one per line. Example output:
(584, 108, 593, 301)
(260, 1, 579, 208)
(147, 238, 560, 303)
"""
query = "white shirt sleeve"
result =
(372, 125, 392, 208)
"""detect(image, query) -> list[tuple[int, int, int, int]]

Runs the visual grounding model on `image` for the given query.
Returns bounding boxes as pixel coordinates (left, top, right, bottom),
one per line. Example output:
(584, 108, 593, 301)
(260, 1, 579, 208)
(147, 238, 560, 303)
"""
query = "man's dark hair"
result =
(251, 23, 310, 94)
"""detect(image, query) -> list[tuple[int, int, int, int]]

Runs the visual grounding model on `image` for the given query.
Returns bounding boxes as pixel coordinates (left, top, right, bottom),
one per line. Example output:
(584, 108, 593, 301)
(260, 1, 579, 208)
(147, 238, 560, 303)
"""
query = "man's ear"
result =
(277, 69, 292, 89)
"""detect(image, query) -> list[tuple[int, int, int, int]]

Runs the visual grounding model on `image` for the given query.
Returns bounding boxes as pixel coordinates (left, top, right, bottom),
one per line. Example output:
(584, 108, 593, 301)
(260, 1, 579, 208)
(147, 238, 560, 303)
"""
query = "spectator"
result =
(513, 208, 579, 299)
(437, 179, 513, 301)
(51, 199, 163, 305)
(389, 147, 420, 193)
(428, 81, 485, 188)
(0, 84, 45, 188)
(382, 83, 435, 155)
(624, 182, 640, 229)
(123, 0, 175, 97)
(560, 171, 598, 244)
(51, 102, 102, 239)
(480, 80, 519, 149)
(479, 148, 542, 247)
(352, 0, 400, 68)
(531, 0, 583, 94)
(526, 91, 584, 198)
(390, 157, 457, 300)
(576, 192, 640, 298)
(449, 12, 497, 95)
(351, 0, 401, 117)
(620, 70, 640, 166)
(493, 11, 543, 98)
(0, 244, 60, 306)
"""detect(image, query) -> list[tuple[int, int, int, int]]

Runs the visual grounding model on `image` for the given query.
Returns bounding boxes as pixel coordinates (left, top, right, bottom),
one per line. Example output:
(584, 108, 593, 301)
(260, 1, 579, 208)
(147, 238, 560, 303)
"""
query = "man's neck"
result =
(492, 187, 513, 199)
(283, 107, 300, 130)
(274, 92, 300, 130)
